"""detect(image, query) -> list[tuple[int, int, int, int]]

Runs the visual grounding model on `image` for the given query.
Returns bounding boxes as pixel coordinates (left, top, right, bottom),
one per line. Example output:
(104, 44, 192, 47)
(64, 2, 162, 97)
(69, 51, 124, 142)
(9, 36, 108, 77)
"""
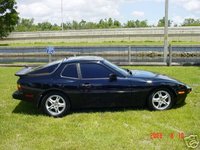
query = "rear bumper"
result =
(12, 90, 38, 102)
(12, 90, 42, 108)
(12, 90, 24, 101)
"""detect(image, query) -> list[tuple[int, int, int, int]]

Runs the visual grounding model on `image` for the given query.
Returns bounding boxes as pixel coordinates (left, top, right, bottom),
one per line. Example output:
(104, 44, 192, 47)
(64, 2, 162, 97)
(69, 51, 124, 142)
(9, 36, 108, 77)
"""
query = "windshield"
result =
(103, 60, 129, 77)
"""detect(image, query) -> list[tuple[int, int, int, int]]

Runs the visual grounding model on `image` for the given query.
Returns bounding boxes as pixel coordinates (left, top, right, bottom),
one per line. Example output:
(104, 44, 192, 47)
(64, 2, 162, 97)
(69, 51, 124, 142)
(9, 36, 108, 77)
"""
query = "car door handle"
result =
(81, 83, 92, 88)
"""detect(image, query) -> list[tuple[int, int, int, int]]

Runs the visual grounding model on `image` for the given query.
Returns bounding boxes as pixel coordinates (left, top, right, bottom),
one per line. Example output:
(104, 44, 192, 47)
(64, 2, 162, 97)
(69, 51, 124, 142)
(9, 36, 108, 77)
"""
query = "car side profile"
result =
(13, 56, 192, 117)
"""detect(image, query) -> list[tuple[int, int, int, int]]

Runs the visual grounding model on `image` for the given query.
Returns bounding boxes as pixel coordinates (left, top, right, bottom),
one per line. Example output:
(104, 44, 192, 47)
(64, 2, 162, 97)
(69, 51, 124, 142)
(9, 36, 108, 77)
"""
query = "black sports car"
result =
(13, 56, 192, 117)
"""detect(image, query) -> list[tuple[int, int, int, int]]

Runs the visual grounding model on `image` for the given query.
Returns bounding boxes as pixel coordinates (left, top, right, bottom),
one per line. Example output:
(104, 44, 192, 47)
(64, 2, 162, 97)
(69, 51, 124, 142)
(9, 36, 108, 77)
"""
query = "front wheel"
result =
(148, 89, 174, 110)
(42, 92, 70, 117)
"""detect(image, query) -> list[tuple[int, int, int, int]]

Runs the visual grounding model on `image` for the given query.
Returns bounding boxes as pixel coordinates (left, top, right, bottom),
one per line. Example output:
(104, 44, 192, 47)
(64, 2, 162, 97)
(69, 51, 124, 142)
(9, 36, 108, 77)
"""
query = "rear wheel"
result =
(148, 89, 174, 110)
(42, 92, 70, 117)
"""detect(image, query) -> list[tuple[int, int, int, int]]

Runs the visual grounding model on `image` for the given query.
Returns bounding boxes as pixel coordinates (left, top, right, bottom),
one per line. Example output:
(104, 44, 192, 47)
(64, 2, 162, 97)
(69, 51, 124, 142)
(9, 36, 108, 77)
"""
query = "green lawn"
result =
(0, 66, 199, 149)
(1, 40, 200, 47)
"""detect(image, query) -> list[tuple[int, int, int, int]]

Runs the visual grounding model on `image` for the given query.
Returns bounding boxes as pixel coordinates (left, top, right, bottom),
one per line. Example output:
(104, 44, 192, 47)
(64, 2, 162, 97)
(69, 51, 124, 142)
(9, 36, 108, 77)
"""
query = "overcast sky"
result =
(17, 0, 200, 25)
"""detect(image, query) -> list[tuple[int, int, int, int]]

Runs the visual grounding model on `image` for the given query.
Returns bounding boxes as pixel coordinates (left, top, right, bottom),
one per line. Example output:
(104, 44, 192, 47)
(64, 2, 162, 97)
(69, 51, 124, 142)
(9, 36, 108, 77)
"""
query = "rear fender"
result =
(37, 88, 70, 109)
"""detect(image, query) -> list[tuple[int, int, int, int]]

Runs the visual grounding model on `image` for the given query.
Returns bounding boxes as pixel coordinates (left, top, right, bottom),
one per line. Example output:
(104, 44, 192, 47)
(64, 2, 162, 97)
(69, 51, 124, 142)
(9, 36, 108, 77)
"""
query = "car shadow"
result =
(173, 101, 186, 109)
(12, 101, 147, 116)
(71, 106, 146, 114)
(12, 101, 41, 116)
(12, 101, 186, 117)
(73, 102, 187, 113)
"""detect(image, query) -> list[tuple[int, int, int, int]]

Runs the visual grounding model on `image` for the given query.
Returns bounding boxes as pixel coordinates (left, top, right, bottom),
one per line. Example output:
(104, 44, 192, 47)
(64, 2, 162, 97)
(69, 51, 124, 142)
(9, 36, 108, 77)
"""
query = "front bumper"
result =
(186, 86, 192, 94)
(175, 85, 192, 104)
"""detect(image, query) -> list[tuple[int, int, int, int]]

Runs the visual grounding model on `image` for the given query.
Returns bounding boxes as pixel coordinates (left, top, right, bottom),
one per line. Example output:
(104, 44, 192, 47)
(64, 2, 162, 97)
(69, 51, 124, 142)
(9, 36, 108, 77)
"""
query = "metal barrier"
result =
(1, 27, 200, 43)
(0, 46, 199, 65)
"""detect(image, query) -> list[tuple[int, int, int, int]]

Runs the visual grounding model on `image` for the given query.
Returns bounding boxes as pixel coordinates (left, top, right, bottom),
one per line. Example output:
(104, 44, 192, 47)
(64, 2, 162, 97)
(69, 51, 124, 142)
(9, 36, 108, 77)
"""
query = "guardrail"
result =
(1, 27, 200, 43)
(0, 45, 199, 65)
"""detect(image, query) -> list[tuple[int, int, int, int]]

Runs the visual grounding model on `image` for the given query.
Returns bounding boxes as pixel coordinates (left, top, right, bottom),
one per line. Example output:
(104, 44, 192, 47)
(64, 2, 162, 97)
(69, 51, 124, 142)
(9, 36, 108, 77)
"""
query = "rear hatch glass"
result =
(28, 59, 62, 75)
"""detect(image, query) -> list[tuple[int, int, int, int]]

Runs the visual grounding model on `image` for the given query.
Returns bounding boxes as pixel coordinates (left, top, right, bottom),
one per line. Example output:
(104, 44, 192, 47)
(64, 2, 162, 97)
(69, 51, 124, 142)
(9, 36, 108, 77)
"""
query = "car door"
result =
(78, 62, 133, 108)
(58, 63, 82, 107)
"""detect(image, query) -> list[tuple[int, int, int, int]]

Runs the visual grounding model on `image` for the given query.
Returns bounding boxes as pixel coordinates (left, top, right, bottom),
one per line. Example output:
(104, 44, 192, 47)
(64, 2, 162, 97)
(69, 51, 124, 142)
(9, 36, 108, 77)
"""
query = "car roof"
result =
(64, 56, 104, 63)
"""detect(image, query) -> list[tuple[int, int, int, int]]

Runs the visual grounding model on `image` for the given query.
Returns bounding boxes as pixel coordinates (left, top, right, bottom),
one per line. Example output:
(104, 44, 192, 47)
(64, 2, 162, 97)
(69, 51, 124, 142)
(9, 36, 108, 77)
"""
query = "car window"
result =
(28, 59, 63, 75)
(29, 64, 60, 75)
(80, 63, 113, 78)
(61, 64, 78, 78)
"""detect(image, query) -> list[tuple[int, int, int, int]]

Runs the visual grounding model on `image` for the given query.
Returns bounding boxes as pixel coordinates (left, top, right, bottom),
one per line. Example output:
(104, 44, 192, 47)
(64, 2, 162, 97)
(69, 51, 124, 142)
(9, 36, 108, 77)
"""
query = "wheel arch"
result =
(37, 88, 71, 109)
(146, 85, 177, 105)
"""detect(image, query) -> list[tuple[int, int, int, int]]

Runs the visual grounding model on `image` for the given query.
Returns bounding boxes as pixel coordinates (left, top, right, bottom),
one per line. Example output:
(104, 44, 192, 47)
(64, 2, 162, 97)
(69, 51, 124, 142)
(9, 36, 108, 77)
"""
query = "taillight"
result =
(17, 84, 22, 90)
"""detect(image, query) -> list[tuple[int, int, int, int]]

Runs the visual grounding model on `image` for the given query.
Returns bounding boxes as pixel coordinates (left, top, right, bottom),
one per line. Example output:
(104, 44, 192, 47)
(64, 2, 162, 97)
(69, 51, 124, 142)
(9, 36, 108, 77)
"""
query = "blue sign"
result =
(46, 46, 55, 54)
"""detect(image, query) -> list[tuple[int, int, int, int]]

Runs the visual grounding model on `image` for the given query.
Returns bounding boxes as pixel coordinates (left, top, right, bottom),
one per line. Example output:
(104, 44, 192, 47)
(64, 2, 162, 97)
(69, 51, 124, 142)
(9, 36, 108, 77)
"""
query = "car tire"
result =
(41, 92, 70, 117)
(148, 88, 174, 111)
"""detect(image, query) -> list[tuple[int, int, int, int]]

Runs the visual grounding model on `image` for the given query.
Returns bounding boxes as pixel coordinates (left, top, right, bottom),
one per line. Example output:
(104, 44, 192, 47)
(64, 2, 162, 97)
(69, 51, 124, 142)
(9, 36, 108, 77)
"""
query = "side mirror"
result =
(109, 74, 117, 81)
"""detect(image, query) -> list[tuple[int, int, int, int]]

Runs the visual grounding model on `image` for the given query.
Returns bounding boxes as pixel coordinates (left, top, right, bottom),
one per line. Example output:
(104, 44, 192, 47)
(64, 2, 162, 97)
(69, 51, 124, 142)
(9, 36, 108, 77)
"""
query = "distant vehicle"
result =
(13, 56, 192, 117)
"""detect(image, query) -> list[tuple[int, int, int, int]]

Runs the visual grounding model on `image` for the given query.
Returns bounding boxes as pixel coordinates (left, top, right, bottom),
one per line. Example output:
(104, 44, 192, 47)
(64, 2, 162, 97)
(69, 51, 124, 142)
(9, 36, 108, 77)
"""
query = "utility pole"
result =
(61, 0, 64, 31)
(164, 0, 169, 63)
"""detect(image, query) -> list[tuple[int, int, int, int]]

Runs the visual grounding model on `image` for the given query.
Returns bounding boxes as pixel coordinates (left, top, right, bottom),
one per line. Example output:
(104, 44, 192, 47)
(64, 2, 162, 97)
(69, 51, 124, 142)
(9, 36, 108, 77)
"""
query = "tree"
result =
(0, 0, 19, 38)
(38, 22, 52, 31)
(124, 20, 136, 28)
(63, 22, 72, 30)
(108, 18, 113, 27)
(51, 24, 61, 30)
(15, 18, 35, 31)
(72, 20, 79, 29)
(85, 22, 97, 29)
(98, 19, 107, 28)
(157, 17, 172, 27)
(182, 18, 200, 26)
(98, 19, 105, 28)
(138, 20, 148, 27)
(79, 19, 86, 29)
(124, 20, 148, 28)
(113, 20, 121, 28)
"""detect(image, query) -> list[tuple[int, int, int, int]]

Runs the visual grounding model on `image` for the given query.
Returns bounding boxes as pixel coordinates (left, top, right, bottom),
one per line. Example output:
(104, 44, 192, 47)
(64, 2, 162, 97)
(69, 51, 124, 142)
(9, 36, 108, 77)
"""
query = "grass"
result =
(1, 40, 200, 47)
(0, 66, 200, 149)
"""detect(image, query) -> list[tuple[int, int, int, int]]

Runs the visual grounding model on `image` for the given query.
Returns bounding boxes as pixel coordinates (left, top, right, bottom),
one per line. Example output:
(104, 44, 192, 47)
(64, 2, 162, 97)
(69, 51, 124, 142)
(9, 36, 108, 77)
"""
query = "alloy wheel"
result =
(152, 90, 171, 110)
(45, 95, 66, 116)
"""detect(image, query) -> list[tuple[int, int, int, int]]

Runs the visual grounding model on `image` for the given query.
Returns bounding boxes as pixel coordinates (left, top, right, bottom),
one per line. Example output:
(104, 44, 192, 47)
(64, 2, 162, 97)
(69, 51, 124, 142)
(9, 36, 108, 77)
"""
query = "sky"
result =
(16, 0, 200, 25)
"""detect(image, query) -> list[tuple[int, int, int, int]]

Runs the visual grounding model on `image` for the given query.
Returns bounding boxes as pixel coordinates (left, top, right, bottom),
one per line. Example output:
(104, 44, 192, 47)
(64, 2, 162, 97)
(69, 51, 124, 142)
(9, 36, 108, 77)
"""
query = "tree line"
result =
(15, 17, 200, 32)
(15, 18, 148, 32)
